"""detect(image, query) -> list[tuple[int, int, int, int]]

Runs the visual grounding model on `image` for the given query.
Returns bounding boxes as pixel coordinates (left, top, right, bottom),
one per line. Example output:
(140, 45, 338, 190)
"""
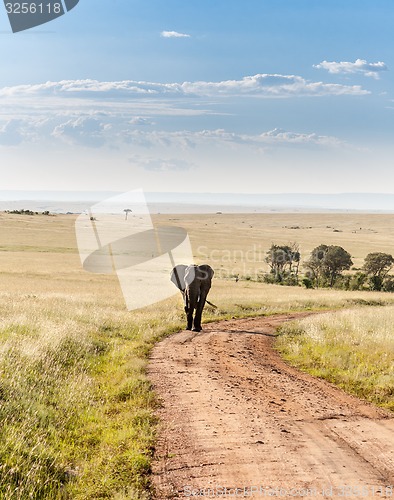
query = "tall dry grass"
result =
(276, 306, 394, 411)
(0, 287, 189, 499)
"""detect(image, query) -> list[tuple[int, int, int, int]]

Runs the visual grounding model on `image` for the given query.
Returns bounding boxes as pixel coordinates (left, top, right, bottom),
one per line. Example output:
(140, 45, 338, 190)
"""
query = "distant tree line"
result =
(4, 209, 51, 216)
(261, 243, 394, 292)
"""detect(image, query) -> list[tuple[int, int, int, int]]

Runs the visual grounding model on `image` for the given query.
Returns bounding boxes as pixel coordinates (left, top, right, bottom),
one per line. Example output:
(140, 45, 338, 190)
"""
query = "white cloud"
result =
(161, 30, 191, 38)
(314, 59, 388, 79)
(130, 156, 195, 171)
(129, 117, 154, 126)
(0, 75, 366, 152)
(51, 117, 110, 148)
(121, 128, 345, 151)
(182, 74, 368, 97)
(0, 119, 27, 146)
(258, 128, 343, 146)
(0, 74, 368, 100)
(0, 115, 346, 151)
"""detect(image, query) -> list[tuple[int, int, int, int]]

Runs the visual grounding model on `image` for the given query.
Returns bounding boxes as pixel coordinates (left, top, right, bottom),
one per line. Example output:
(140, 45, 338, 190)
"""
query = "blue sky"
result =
(0, 0, 393, 194)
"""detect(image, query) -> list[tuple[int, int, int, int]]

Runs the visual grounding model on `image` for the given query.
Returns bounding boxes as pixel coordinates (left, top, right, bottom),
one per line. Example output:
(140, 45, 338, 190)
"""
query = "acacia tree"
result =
(363, 252, 394, 291)
(303, 244, 329, 287)
(288, 242, 301, 281)
(124, 208, 132, 220)
(304, 244, 352, 287)
(323, 246, 353, 287)
(265, 243, 300, 282)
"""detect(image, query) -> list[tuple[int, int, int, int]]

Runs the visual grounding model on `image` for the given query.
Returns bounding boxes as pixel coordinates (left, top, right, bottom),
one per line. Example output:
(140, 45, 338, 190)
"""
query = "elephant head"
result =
(171, 264, 214, 331)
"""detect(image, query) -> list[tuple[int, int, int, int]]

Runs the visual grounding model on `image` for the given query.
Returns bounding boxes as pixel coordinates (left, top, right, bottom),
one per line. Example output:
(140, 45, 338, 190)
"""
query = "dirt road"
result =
(149, 314, 394, 498)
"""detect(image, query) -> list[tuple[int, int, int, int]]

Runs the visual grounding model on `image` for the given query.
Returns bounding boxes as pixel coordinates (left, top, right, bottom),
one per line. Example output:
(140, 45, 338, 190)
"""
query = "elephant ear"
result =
(170, 265, 188, 291)
(196, 264, 214, 281)
(207, 265, 214, 279)
(184, 265, 197, 286)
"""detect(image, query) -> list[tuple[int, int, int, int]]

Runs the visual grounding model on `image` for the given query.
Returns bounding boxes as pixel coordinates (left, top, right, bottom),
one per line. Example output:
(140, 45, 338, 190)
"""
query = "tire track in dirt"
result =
(148, 313, 394, 498)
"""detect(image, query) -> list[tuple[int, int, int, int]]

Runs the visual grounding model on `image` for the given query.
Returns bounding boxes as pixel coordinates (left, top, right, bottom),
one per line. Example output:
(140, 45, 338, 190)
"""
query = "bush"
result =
(4, 209, 51, 216)
(333, 275, 351, 290)
(261, 271, 299, 286)
(261, 273, 277, 284)
(368, 275, 384, 291)
(302, 277, 314, 289)
(383, 277, 394, 292)
(283, 275, 299, 286)
(349, 272, 367, 291)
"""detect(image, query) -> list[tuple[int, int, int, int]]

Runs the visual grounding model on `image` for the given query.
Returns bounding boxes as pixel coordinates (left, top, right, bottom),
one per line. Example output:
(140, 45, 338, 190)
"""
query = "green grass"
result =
(276, 306, 394, 411)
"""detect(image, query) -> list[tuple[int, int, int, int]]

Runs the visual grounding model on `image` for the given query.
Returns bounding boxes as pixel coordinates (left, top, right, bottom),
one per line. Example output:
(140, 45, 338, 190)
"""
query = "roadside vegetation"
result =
(244, 243, 394, 293)
(276, 306, 394, 411)
(0, 291, 174, 499)
(1, 212, 394, 498)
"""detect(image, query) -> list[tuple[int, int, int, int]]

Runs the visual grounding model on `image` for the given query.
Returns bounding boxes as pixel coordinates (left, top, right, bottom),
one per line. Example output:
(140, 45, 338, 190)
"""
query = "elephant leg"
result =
(185, 287, 197, 331)
(193, 289, 208, 332)
(186, 310, 193, 330)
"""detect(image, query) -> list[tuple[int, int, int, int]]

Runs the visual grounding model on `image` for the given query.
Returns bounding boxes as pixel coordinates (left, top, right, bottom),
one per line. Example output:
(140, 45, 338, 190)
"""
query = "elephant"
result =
(171, 264, 214, 332)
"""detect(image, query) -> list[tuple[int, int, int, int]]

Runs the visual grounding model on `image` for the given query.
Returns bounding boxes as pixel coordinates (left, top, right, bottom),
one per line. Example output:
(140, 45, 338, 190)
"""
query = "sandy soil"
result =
(149, 314, 394, 498)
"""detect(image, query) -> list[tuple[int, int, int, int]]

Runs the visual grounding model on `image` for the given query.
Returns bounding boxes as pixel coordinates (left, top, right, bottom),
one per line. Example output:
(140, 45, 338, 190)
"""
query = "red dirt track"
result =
(149, 314, 394, 498)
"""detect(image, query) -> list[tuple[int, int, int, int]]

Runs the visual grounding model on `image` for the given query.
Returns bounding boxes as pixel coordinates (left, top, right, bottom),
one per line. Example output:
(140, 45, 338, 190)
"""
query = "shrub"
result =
(302, 277, 314, 289)
(349, 272, 367, 291)
(383, 277, 394, 293)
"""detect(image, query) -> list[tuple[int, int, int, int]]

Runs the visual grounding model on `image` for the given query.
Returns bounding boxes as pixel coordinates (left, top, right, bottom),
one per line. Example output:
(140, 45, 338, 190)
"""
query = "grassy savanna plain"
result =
(1, 211, 394, 498)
